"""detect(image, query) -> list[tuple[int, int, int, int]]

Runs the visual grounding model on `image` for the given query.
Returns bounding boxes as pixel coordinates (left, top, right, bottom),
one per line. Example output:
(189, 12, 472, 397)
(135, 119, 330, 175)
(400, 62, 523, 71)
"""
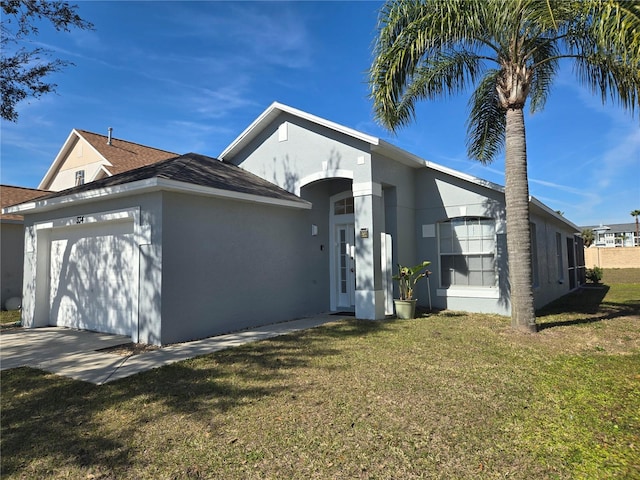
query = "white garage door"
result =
(49, 220, 136, 336)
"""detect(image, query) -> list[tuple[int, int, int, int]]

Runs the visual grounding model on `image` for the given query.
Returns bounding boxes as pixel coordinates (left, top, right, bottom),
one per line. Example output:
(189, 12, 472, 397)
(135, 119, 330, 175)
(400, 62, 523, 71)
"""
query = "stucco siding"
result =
(371, 152, 418, 272)
(20, 192, 163, 344)
(1, 222, 25, 308)
(47, 138, 107, 191)
(47, 162, 105, 191)
(528, 208, 579, 309)
(160, 191, 325, 344)
(412, 168, 510, 314)
(229, 112, 372, 193)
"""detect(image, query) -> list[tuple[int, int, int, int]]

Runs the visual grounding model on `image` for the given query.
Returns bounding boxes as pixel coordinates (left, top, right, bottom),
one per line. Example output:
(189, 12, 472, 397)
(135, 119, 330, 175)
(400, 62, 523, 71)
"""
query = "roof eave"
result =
(219, 102, 380, 160)
(530, 196, 580, 232)
(5, 177, 311, 216)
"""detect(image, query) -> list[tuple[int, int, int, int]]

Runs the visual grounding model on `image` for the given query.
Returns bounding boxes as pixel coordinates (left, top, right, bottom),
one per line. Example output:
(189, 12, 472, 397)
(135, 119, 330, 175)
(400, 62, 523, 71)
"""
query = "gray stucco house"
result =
(6, 103, 583, 345)
(0, 185, 50, 309)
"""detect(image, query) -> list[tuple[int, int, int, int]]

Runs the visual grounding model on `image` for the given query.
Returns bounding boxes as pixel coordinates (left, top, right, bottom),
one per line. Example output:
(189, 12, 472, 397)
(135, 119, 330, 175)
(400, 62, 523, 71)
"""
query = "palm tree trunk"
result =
(504, 107, 536, 332)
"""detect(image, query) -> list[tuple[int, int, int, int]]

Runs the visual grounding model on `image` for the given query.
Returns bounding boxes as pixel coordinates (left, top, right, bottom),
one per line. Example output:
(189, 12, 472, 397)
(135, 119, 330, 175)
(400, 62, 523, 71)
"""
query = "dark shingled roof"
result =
(1, 185, 51, 220)
(77, 129, 179, 174)
(27, 153, 306, 206)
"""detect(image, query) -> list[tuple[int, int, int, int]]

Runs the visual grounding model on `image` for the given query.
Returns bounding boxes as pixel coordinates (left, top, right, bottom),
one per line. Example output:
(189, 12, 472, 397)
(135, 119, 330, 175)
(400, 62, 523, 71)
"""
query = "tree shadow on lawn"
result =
(536, 284, 640, 330)
(0, 318, 390, 477)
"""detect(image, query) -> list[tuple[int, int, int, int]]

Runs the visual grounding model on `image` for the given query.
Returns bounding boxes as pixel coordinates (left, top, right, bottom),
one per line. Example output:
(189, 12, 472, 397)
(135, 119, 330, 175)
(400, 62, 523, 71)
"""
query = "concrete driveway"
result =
(0, 327, 130, 375)
(0, 315, 336, 385)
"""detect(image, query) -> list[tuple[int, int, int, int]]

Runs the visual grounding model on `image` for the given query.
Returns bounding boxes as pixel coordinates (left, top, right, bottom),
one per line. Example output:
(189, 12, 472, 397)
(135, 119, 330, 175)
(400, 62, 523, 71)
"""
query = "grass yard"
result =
(0, 309, 20, 326)
(1, 273, 639, 479)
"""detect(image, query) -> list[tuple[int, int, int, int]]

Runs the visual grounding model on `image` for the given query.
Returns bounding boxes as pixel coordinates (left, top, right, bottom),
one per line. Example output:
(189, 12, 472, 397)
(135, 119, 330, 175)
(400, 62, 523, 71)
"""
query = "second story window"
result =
(75, 170, 85, 186)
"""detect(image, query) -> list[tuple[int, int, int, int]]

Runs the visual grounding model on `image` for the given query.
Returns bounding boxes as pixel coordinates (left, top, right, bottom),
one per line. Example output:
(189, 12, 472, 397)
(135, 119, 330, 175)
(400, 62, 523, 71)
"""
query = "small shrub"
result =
(586, 266, 604, 284)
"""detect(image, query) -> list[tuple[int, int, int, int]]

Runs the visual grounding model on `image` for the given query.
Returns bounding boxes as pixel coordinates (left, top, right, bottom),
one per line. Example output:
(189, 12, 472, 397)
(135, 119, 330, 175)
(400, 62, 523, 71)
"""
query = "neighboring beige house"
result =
(1, 129, 178, 309)
(1, 186, 50, 308)
(38, 128, 178, 191)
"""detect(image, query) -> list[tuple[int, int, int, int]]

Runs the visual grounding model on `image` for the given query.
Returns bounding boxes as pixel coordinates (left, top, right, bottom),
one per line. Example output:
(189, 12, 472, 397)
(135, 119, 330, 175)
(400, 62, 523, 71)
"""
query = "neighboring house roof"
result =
(38, 129, 179, 189)
(219, 101, 579, 232)
(583, 223, 637, 233)
(6, 153, 311, 215)
(0, 185, 50, 222)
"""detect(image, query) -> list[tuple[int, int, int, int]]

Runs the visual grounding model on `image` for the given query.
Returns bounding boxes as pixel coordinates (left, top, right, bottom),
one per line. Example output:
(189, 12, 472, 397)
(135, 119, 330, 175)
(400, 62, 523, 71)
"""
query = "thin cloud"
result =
(595, 127, 640, 189)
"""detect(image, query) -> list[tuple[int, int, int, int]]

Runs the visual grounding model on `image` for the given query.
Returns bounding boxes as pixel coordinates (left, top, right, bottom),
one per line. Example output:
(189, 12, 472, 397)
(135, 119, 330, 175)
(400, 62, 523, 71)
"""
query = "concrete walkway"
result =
(0, 314, 337, 385)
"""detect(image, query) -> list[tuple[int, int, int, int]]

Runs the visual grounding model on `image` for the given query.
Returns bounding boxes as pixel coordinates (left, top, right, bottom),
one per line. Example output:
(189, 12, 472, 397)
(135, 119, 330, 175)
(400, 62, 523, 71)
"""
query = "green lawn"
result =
(1, 275, 639, 479)
(0, 309, 20, 326)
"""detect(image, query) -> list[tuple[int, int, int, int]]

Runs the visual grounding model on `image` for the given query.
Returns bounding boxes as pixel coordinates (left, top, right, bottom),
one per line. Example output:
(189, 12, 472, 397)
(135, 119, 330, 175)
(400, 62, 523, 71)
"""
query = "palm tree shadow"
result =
(535, 284, 639, 330)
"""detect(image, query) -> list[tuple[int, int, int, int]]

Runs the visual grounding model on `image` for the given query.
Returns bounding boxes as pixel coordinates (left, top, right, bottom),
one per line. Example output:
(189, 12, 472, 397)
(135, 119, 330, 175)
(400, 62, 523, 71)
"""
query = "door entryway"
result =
(335, 223, 356, 308)
(330, 192, 356, 311)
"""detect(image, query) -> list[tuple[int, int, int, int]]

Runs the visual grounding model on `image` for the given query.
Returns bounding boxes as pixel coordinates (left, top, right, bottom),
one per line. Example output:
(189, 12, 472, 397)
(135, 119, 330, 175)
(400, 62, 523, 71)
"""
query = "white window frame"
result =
(436, 217, 498, 299)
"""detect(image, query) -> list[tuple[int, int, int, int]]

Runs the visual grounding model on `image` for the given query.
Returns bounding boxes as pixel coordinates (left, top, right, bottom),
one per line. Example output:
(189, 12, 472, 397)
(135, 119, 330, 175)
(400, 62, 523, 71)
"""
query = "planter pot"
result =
(394, 299, 417, 319)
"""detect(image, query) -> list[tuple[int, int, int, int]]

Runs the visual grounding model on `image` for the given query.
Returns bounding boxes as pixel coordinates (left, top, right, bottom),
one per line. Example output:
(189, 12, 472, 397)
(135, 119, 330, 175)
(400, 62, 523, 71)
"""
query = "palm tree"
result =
(632, 209, 640, 246)
(581, 228, 595, 248)
(369, 0, 639, 332)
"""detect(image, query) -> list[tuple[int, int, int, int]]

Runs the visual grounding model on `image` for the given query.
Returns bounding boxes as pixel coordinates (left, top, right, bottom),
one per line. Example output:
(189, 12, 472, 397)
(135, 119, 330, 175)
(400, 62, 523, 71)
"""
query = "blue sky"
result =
(1, 0, 638, 227)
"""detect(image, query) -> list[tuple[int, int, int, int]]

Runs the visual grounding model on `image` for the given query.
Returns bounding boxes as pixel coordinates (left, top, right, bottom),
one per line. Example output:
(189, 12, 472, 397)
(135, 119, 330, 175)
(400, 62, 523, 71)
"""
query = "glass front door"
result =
(336, 223, 356, 308)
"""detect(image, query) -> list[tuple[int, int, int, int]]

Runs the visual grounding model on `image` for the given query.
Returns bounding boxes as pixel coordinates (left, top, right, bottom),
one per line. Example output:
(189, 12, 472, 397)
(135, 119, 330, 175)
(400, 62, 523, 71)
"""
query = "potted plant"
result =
(393, 261, 431, 319)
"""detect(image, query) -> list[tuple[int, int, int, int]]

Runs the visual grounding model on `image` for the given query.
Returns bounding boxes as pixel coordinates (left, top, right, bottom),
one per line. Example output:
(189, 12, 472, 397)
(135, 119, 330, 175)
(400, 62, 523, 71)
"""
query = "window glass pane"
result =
(469, 271, 483, 285)
(334, 197, 354, 215)
(345, 197, 354, 214)
(468, 220, 482, 238)
(439, 222, 452, 238)
(468, 255, 482, 270)
(440, 255, 453, 287)
(467, 239, 483, 253)
(451, 238, 464, 253)
(482, 271, 496, 286)
(453, 222, 467, 239)
(438, 218, 496, 287)
(481, 220, 494, 236)
(483, 238, 495, 253)
(454, 268, 468, 285)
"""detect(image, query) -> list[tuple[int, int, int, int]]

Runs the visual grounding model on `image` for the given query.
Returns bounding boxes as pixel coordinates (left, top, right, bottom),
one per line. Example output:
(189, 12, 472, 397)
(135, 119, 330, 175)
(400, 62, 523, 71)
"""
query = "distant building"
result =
(583, 223, 638, 247)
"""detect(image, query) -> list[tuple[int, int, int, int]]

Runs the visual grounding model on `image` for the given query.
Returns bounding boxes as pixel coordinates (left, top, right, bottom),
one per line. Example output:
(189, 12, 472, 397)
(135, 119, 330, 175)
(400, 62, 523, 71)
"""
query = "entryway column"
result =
(353, 182, 386, 320)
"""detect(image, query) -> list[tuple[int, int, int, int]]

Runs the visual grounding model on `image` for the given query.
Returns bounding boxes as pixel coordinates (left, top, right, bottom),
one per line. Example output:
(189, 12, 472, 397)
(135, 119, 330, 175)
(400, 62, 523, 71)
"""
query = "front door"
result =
(335, 223, 356, 309)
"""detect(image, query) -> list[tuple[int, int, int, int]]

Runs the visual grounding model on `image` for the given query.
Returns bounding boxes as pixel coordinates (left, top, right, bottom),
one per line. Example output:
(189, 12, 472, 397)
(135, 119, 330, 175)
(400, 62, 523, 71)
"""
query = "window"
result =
(334, 197, 354, 215)
(438, 217, 496, 287)
(75, 170, 85, 186)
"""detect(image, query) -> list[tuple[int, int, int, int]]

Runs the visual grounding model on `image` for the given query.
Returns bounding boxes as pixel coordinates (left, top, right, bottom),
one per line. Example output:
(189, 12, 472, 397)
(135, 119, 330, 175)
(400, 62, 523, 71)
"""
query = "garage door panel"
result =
(49, 221, 135, 336)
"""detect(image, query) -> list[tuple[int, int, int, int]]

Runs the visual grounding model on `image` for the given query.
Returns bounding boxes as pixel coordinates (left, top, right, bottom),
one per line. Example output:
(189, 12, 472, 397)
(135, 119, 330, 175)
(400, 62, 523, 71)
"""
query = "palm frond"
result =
(590, 0, 640, 65)
(386, 50, 484, 131)
(526, 38, 560, 113)
(574, 53, 640, 114)
(466, 70, 506, 164)
(369, 0, 491, 131)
